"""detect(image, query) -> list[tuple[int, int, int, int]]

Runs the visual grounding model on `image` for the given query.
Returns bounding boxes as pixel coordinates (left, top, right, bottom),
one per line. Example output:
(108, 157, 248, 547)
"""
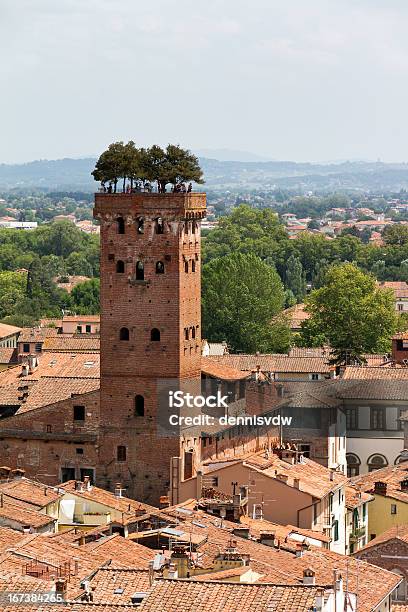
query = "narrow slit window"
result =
(117, 217, 125, 234)
(135, 395, 145, 416)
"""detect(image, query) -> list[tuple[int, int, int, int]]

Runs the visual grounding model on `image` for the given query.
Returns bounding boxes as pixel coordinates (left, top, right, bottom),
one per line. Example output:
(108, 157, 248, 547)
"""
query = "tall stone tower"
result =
(94, 192, 206, 503)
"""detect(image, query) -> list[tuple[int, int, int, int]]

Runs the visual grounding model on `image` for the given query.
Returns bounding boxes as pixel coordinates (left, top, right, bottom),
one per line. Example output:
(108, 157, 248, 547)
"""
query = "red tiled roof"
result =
(138, 579, 320, 612)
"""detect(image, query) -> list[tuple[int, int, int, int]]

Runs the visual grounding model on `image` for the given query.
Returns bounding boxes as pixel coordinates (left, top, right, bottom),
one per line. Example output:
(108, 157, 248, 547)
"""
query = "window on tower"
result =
(151, 328, 160, 341)
(192, 222, 196, 234)
(120, 327, 130, 341)
(117, 216, 125, 234)
(116, 260, 125, 273)
(117, 445, 127, 462)
(136, 261, 144, 280)
(156, 261, 165, 274)
(191, 326, 196, 339)
(155, 217, 164, 234)
(191, 260, 196, 272)
(184, 261, 189, 273)
(185, 328, 189, 340)
(135, 395, 145, 416)
(137, 217, 144, 234)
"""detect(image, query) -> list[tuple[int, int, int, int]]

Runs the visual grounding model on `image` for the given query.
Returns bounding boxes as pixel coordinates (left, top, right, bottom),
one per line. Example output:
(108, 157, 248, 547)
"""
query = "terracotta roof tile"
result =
(351, 462, 408, 503)
(0, 478, 64, 508)
(42, 337, 100, 353)
(138, 579, 320, 612)
(345, 486, 374, 510)
(201, 359, 250, 381)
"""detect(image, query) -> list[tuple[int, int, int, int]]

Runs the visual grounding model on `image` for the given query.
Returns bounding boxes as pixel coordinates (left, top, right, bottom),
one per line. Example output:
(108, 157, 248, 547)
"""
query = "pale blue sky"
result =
(1, 0, 408, 163)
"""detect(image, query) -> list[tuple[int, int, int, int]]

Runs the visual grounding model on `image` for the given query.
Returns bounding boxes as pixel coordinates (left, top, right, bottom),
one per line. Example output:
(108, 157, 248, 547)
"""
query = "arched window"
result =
(185, 328, 189, 341)
(117, 445, 126, 462)
(192, 222, 196, 234)
(119, 327, 130, 341)
(137, 217, 144, 234)
(184, 221, 189, 235)
(346, 453, 361, 477)
(151, 328, 160, 342)
(184, 261, 189, 273)
(136, 261, 144, 280)
(156, 261, 165, 274)
(155, 217, 164, 234)
(367, 453, 388, 472)
(191, 260, 196, 272)
(135, 395, 145, 417)
(117, 216, 125, 234)
(116, 260, 125, 273)
(191, 327, 196, 339)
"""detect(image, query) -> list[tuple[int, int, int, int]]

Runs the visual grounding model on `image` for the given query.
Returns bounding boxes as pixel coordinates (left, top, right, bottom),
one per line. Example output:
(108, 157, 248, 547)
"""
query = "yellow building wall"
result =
(367, 494, 408, 538)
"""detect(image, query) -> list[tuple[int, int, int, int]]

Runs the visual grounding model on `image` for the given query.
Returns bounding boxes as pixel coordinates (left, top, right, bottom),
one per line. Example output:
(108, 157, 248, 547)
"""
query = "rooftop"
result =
(351, 462, 408, 503)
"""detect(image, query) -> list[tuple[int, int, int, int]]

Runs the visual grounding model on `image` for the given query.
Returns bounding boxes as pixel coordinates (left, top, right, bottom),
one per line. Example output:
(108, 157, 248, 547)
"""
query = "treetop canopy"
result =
(92, 142, 204, 193)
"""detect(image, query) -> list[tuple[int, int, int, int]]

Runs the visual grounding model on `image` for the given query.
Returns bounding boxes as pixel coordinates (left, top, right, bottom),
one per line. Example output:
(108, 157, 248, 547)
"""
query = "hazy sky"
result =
(2, 0, 408, 163)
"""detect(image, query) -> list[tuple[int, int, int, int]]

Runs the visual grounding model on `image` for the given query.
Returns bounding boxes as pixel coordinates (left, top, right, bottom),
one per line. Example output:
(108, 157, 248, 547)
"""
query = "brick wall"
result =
(94, 193, 206, 503)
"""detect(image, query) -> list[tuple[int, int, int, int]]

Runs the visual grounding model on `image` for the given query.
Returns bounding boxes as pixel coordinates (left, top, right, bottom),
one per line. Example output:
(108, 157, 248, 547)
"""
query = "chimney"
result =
(333, 569, 343, 592)
(374, 481, 387, 495)
(293, 478, 300, 489)
(303, 568, 316, 586)
(28, 355, 38, 374)
(114, 482, 123, 497)
(167, 562, 178, 579)
(159, 495, 170, 509)
(401, 478, 408, 492)
(75, 480, 84, 492)
(329, 471, 334, 482)
(83, 476, 91, 491)
(196, 470, 203, 500)
(22, 525, 31, 534)
(276, 474, 288, 484)
(11, 468, 25, 479)
(232, 527, 250, 540)
(259, 531, 276, 547)
(21, 363, 29, 377)
(54, 578, 67, 599)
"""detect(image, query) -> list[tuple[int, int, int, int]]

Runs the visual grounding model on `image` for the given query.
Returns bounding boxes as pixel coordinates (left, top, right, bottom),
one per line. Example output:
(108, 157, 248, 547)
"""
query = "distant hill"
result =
(1, 156, 408, 192)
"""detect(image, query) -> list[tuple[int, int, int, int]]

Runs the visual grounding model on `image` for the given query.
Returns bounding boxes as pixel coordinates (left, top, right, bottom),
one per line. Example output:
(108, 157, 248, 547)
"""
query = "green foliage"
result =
(203, 205, 288, 264)
(300, 263, 398, 363)
(92, 142, 203, 191)
(71, 279, 100, 314)
(285, 255, 306, 302)
(202, 252, 289, 353)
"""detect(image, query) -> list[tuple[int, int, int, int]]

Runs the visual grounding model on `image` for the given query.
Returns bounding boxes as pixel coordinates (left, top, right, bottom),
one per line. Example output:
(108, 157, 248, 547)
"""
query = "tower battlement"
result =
(94, 192, 206, 220)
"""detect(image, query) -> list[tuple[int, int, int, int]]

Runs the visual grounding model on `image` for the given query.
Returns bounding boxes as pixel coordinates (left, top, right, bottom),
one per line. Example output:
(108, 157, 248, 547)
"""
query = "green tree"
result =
(203, 205, 289, 264)
(285, 254, 306, 302)
(301, 263, 397, 363)
(383, 225, 408, 246)
(202, 253, 288, 353)
(71, 279, 100, 314)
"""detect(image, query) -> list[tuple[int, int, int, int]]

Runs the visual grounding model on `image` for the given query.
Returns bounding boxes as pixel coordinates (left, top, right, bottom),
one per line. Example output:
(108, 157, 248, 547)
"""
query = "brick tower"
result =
(94, 192, 206, 503)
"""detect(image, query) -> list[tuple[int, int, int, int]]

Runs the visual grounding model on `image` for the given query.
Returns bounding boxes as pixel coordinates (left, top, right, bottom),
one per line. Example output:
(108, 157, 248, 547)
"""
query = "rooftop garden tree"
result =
(92, 143, 203, 192)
